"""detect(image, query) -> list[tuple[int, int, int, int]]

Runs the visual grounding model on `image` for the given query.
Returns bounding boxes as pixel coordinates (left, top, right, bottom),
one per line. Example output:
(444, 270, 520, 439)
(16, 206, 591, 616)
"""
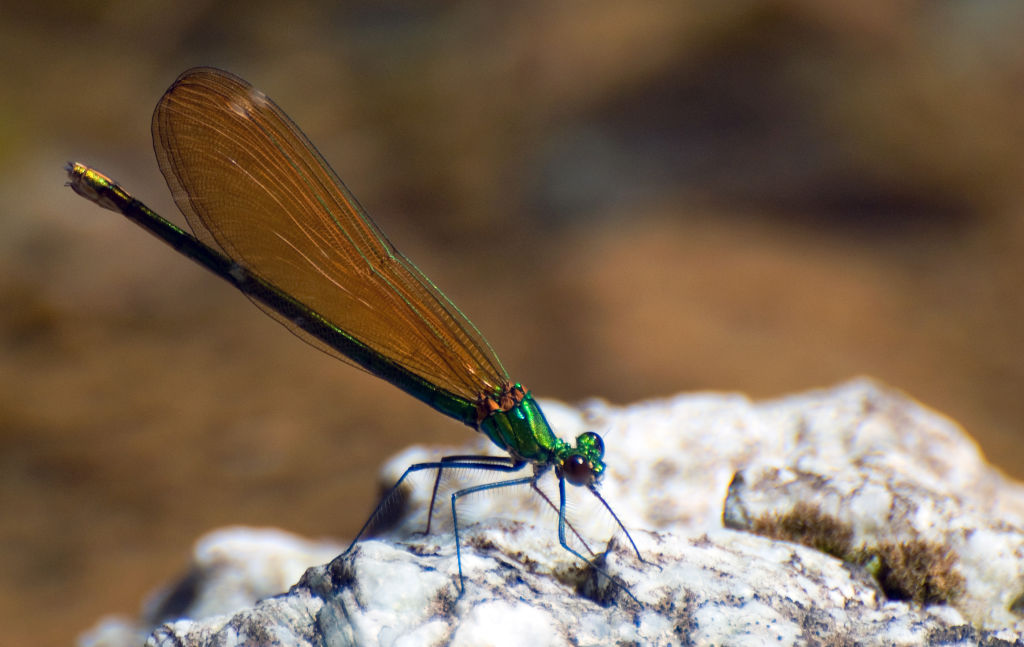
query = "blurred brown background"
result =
(2, 2, 1023, 645)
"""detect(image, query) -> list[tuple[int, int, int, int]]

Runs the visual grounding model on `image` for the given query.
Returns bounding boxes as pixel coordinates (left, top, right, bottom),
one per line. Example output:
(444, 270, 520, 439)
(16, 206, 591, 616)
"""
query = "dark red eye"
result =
(563, 454, 594, 486)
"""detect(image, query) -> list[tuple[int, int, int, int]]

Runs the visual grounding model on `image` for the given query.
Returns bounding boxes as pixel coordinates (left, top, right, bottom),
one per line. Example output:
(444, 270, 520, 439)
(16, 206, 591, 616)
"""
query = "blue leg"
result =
(446, 471, 631, 600)
(344, 456, 527, 556)
(552, 477, 641, 605)
(449, 473, 536, 592)
(425, 455, 522, 534)
(585, 483, 652, 568)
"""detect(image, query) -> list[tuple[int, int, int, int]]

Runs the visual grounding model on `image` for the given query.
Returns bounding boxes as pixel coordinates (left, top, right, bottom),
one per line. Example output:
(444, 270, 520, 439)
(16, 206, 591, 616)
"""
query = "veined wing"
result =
(151, 67, 507, 404)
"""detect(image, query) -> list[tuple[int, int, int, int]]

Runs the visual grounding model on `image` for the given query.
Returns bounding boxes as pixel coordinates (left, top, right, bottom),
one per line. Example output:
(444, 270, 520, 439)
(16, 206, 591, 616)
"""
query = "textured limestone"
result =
(79, 380, 1024, 646)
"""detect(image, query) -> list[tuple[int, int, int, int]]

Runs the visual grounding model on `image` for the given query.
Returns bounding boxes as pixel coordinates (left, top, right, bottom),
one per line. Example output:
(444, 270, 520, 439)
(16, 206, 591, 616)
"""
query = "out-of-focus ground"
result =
(2, 2, 1023, 645)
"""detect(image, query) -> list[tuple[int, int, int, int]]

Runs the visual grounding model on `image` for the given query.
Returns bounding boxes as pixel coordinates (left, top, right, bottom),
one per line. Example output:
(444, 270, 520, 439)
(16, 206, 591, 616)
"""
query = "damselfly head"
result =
(559, 431, 606, 486)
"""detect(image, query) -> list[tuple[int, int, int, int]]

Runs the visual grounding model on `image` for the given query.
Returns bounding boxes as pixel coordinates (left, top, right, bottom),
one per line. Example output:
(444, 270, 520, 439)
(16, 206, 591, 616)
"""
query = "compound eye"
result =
(580, 431, 604, 458)
(563, 454, 595, 486)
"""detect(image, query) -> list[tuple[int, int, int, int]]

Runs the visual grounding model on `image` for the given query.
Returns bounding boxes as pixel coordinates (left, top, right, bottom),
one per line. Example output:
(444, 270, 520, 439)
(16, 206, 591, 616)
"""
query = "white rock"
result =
(78, 380, 1024, 646)
(77, 528, 343, 647)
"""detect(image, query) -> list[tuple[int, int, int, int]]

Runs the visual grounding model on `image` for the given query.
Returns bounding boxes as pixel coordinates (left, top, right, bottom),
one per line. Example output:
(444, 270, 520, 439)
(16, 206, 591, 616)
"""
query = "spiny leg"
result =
(343, 457, 523, 556)
(449, 474, 537, 593)
(556, 477, 640, 605)
(585, 484, 652, 568)
(425, 455, 521, 535)
(344, 460, 444, 555)
(445, 471, 640, 600)
(529, 481, 596, 557)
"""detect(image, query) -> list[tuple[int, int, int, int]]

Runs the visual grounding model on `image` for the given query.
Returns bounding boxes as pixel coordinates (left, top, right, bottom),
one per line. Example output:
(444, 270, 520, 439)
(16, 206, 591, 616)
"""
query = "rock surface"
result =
(79, 380, 1024, 646)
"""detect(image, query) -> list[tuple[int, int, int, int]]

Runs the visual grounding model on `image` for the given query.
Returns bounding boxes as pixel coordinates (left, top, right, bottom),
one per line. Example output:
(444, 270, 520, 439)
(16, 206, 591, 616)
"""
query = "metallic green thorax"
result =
(477, 383, 606, 480)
